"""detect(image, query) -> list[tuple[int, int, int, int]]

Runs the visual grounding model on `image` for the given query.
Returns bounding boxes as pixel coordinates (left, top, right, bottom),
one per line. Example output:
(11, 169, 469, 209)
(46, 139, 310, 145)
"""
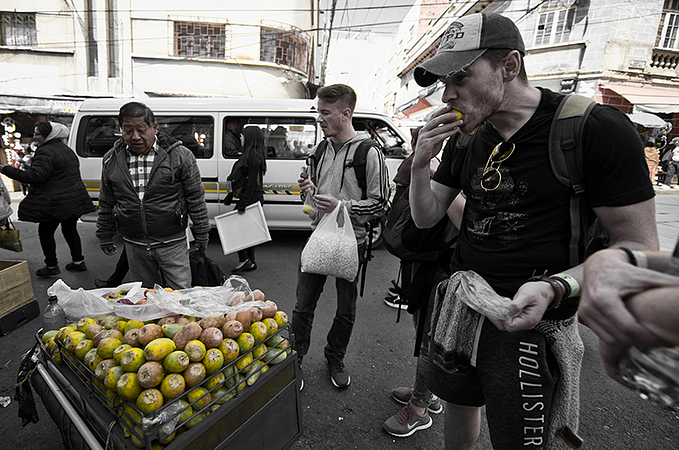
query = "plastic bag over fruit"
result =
(300, 202, 359, 281)
(112, 275, 269, 321)
(47, 279, 144, 321)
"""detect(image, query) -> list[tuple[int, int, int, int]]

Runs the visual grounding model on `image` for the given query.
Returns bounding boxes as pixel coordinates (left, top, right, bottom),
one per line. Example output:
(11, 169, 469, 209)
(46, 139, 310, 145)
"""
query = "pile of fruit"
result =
(41, 291, 290, 448)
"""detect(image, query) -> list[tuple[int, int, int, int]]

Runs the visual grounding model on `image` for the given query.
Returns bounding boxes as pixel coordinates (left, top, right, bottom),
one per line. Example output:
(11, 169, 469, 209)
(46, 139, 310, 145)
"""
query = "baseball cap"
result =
(414, 13, 526, 87)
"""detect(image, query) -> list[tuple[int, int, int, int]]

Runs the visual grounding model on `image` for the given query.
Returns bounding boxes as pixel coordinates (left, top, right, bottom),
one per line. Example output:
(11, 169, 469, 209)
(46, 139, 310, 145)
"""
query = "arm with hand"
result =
(494, 199, 659, 337)
(410, 105, 463, 229)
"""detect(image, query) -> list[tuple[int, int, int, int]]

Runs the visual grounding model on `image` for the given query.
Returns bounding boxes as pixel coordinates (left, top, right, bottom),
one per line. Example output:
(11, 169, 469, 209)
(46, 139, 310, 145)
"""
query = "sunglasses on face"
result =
(481, 142, 516, 191)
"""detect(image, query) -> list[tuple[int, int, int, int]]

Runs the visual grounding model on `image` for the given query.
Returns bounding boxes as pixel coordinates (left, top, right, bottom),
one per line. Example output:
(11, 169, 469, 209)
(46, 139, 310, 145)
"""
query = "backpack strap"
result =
(349, 138, 378, 200)
(307, 139, 329, 189)
(548, 94, 596, 266)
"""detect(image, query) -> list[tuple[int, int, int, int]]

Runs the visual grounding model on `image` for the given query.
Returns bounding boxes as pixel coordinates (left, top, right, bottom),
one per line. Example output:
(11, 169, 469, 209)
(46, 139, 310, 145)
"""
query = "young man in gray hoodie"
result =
(292, 84, 389, 390)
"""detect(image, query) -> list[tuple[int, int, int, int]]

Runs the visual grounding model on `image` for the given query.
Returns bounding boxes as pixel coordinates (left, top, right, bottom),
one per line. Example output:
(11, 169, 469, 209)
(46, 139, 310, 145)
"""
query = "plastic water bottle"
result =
(42, 295, 66, 332)
(619, 346, 679, 409)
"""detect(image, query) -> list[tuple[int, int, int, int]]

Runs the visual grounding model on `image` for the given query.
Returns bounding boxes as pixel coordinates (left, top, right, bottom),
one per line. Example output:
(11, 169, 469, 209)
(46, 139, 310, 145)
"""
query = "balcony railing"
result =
(650, 48, 679, 72)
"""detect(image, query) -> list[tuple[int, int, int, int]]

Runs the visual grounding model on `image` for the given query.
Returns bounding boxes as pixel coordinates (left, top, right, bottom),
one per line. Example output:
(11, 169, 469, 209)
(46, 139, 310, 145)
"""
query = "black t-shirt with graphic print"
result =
(433, 87, 654, 319)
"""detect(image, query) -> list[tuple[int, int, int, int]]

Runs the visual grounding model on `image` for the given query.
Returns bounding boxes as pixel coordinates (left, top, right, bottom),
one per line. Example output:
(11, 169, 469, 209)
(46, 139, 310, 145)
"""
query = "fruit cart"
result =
(30, 323, 302, 450)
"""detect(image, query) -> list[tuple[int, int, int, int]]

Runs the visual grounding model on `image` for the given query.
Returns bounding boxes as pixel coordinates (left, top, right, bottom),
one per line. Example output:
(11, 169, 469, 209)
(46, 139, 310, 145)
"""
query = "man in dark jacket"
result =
(96, 102, 210, 289)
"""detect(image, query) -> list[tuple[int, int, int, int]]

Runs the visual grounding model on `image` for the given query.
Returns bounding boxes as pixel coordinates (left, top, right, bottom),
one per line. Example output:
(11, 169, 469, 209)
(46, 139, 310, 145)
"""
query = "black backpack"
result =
(548, 94, 608, 264)
(308, 137, 386, 296)
(189, 248, 227, 287)
(383, 188, 458, 263)
(309, 138, 379, 201)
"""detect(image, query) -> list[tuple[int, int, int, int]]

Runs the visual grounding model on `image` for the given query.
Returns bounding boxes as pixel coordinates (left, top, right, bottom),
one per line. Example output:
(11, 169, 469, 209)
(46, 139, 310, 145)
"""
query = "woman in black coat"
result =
(0, 122, 95, 277)
(231, 126, 267, 273)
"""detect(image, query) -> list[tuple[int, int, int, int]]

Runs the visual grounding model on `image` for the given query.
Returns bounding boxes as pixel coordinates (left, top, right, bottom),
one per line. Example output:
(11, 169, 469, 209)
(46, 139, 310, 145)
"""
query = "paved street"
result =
(0, 189, 678, 449)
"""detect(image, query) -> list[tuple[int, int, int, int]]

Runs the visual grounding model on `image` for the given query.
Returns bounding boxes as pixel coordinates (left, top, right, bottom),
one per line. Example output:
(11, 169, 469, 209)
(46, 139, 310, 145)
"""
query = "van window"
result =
(223, 117, 317, 160)
(157, 116, 214, 159)
(78, 115, 214, 158)
(80, 116, 121, 156)
(353, 118, 407, 159)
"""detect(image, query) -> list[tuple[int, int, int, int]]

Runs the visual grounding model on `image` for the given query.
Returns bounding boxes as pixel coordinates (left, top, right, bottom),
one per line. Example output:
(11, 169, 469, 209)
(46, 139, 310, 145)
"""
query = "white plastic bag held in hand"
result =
(300, 202, 359, 281)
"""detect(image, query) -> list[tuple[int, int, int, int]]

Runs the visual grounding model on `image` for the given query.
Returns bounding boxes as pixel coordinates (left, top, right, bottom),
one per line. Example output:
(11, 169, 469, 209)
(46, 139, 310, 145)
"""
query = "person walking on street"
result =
(644, 140, 660, 184)
(0, 121, 94, 277)
(230, 125, 267, 273)
(409, 12, 658, 449)
(659, 139, 679, 189)
(293, 84, 389, 390)
(96, 102, 210, 290)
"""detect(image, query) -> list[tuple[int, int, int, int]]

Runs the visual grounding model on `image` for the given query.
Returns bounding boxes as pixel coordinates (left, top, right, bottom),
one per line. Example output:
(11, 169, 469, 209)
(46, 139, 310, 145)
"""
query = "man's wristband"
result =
(527, 274, 566, 310)
(552, 273, 580, 298)
(619, 247, 648, 268)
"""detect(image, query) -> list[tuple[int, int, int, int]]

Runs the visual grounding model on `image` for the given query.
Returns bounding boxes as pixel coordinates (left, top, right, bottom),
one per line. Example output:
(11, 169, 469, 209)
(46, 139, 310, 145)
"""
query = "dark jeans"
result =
(292, 243, 365, 366)
(107, 246, 129, 286)
(38, 217, 84, 267)
(665, 161, 679, 185)
(237, 246, 256, 263)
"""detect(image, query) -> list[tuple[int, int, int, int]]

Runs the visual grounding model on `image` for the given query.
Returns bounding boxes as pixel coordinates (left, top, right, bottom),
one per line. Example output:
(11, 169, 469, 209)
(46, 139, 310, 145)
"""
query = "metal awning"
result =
(0, 94, 84, 115)
(600, 83, 679, 113)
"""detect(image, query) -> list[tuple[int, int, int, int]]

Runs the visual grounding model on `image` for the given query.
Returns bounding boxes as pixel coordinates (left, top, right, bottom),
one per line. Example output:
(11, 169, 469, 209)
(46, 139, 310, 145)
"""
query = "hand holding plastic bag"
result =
(300, 202, 358, 281)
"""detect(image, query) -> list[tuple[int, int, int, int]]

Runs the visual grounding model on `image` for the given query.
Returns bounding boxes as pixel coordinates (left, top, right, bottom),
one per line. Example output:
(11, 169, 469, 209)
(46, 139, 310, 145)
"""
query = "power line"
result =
(0, 4, 669, 84)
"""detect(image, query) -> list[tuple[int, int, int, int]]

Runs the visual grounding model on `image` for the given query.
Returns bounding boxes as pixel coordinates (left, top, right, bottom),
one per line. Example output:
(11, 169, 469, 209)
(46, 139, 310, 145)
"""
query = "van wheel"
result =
(370, 216, 386, 249)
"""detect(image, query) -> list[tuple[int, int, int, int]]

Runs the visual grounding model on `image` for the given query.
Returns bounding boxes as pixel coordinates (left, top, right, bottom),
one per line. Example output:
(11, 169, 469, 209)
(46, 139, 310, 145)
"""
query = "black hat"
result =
(414, 13, 526, 87)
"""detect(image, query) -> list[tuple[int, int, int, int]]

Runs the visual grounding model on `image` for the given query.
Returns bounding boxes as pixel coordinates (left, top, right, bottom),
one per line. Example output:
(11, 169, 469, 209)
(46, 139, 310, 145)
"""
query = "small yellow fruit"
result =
(302, 204, 313, 215)
(451, 109, 462, 121)
(187, 387, 211, 411)
(273, 311, 288, 329)
(236, 332, 255, 354)
(136, 388, 164, 415)
(248, 322, 268, 345)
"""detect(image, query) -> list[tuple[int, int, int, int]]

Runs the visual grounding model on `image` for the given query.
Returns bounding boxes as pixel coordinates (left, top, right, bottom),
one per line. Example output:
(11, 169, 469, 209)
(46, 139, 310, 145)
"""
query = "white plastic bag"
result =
(300, 203, 359, 281)
(47, 279, 144, 321)
(111, 276, 266, 322)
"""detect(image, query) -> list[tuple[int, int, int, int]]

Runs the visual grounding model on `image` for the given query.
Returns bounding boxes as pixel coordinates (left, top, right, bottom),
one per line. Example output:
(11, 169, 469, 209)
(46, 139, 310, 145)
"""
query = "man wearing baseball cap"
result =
(407, 12, 659, 449)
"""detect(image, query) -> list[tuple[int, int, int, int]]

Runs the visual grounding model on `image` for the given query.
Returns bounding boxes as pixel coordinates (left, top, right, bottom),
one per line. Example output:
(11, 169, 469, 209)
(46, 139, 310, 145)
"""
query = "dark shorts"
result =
(429, 317, 559, 449)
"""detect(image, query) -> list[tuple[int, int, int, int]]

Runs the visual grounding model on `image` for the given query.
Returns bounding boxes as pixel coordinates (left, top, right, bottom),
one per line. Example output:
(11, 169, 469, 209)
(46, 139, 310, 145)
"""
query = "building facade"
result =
(386, 0, 679, 141)
(0, 0, 320, 160)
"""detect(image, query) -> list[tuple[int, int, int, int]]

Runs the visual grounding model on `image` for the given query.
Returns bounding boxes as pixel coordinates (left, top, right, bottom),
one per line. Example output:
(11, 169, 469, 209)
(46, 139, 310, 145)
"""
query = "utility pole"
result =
(320, 0, 337, 86)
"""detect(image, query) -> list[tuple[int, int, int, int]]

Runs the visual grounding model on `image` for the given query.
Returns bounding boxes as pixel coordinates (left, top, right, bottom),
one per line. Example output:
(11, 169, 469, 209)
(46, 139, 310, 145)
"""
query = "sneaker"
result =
(384, 295, 408, 309)
(36, 265, 60, 277)
(391, 387, 443, 414)
(383, 402, 432, 437)
(328, 361, 350, 388)
(65, 261, 87, 272)
(657, 184, 671, 190)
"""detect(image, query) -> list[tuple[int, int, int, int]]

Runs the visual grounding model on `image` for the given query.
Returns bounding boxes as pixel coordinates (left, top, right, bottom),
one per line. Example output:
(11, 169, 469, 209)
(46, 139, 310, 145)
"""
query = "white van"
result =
(69, 97, 410, 243)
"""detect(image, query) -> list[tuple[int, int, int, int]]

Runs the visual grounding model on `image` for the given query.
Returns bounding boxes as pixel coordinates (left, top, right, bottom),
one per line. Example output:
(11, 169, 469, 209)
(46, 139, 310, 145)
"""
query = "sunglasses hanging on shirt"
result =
(481, 141, 516, 191)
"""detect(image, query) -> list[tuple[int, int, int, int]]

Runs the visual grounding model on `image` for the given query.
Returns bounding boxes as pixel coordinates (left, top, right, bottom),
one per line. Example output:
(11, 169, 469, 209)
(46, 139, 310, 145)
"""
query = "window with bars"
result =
(656, 1, 679, 49)
(1, 12, 37, 46)
(260, 26, 311, 74)
(174, 21, 226, 59)
(534, 0, 576, 46)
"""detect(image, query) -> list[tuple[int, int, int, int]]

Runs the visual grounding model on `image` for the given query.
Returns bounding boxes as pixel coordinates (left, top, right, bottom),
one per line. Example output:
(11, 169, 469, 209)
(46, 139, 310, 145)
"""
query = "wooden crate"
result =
(0, 260, 34, 317)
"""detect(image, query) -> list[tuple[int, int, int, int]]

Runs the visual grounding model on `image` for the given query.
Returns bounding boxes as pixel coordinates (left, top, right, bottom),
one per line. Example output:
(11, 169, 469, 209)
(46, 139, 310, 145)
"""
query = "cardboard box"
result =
(0, 260, 34, 317)
(0, 299, 39, 335)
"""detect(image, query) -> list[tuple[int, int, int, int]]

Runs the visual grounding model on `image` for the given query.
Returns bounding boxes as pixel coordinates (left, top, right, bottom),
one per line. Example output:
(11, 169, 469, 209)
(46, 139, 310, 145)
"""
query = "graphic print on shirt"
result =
(466, 161, 529, 249)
